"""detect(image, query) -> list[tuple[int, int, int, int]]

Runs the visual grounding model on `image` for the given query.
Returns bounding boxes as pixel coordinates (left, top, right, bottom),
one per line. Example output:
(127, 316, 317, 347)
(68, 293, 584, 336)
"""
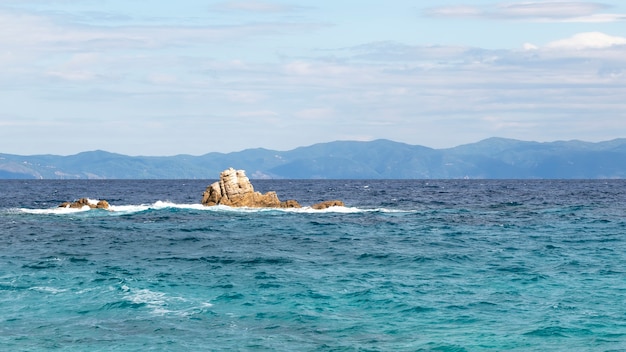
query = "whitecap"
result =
(29, 286, 67, 294)
(19, 206, 93, 215)
(18, 197, 108, 215)
(122, 286, 210, 317)
(106, 204, 151, 214)
(123, 288, 169, 315)
(16, 201, 412, 216)
(109, 201, 207, 214)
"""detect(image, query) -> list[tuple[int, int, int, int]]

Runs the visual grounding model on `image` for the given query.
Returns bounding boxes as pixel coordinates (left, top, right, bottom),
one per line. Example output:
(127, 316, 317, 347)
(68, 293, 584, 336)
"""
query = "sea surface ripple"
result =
(1, 179, 626, 351)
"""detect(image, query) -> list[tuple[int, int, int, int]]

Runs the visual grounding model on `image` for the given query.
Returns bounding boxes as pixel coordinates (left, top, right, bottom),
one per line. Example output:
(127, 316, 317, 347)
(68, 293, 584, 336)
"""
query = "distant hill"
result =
(2, 138, 626, 179)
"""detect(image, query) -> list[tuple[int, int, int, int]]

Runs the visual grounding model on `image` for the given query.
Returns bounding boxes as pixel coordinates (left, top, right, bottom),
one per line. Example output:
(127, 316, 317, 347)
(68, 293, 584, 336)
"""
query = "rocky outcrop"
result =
(201, 168, 301, 208)
(201, 168, 345, 209)
(59, 198, 110, 209)
(311, 200, 345, 209)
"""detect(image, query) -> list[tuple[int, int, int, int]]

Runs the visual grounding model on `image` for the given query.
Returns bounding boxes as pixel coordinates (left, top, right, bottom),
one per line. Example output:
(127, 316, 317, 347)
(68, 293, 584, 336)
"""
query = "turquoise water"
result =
(1, 180, 626, 351)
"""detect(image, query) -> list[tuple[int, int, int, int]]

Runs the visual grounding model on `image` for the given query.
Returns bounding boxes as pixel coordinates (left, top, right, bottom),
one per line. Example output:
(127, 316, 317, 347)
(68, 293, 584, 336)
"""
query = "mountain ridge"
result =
(2, 138, 626, 179)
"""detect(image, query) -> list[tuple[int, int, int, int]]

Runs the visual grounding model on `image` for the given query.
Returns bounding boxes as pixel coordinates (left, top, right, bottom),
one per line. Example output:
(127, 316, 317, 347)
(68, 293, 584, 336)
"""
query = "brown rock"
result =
(280, 199, 302, 208)
(202, 168, 286, 208)
(96, 200, 110, 209)
(201, 168, 343, 209)
(311, 200, 345, 209)
(68, 198, 91, 208)
(58, 198, 110, 209)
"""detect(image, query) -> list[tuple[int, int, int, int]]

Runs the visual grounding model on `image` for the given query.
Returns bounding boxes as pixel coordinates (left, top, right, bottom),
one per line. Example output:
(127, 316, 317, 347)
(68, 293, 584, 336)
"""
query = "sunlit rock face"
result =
(201, 168, 344, 209)
(201, 168, 300, 208)
(59, 198, 110, 209)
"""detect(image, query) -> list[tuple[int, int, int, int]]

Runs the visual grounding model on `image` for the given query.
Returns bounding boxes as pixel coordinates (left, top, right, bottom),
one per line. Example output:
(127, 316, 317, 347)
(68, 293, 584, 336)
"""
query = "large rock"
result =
(202, 168, 346, 209)
(201, 168, 301, 208)
(59, 198, 110, 209)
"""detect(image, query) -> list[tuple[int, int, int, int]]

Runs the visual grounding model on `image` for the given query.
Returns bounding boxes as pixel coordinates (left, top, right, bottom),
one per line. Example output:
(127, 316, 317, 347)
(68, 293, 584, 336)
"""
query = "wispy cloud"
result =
(424, 1, 626, 22)
(211, 1, 306, 13)
(2, 2, 625, 154)
(0, 9, 320, 51)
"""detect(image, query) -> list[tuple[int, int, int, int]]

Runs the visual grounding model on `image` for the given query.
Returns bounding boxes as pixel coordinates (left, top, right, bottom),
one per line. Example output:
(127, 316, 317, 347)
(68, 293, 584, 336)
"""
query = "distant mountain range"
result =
(2, 138, 626, 179)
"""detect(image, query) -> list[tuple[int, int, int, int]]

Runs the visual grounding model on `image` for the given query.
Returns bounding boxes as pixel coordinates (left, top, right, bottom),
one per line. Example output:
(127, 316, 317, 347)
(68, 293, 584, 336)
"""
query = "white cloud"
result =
(284, 61, 355, 76)
(2, 3, 626, 155)
(348, 41, 472, 62)
(523, 43, 539, 50)
(425, 1, 626, 22)
(424, 5, 482, 18)
(545, 32, 626, 49)
(0, 10, 320, 54)
(495, 1, 608, 19)
(212, 1, 303, 13)
(550, 13, 626, 22)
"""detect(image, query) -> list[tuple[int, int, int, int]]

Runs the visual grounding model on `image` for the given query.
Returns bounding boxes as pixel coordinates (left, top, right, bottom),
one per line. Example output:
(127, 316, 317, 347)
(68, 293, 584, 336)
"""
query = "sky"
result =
(1, 0, 625, 156)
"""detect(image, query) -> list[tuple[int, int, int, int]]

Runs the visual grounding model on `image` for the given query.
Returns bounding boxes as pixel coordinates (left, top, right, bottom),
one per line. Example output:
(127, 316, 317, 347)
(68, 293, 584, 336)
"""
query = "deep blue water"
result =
(1, 179, 626, 351)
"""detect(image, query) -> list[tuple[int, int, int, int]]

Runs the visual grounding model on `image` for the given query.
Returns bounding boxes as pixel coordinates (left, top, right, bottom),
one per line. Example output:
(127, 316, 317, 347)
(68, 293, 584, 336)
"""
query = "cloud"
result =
(0, 10, 320, 54)
(211, 1, 305, 13)
(495, 1, 609, 19)
(2, 3, 626, 155)
(523, 31, 626, 54)
(544, 31, 626, 49)
(226, 90, 267, 104)
(284, 61, 355, 76)
(424, 1, 626, 22)
(348, 41, 472, 62)
(0, 7, 325, 86)
(294, 107, 335, 120)
(482, 115, 539, 131)
(424, 5, 483, 18)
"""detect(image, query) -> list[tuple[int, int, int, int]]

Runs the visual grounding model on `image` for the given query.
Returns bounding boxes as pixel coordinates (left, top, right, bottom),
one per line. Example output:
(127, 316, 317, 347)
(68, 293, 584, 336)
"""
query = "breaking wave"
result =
(15, 200, 408, 216)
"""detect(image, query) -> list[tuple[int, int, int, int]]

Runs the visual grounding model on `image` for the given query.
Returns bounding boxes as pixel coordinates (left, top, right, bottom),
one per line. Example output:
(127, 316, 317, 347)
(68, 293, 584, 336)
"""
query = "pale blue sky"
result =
(1, 0, 625, 155)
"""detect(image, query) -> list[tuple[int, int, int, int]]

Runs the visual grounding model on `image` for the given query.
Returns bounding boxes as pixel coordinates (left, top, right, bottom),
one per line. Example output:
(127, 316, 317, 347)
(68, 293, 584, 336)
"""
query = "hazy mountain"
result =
(2, 138, 626, 179)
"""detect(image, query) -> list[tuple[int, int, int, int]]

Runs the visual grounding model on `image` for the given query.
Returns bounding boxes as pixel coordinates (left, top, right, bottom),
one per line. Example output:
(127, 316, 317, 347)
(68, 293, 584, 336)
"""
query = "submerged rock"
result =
(201, 168, 344, 209)
(59, 198, 110, 209)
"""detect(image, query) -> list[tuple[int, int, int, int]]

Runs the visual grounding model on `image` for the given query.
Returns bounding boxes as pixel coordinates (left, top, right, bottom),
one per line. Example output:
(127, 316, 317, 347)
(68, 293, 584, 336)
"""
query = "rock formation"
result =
(201, 168, 344, 209)
(59, 198, 110, 209)
(311, 200, 345, 209)
(201, 168, 301, 208)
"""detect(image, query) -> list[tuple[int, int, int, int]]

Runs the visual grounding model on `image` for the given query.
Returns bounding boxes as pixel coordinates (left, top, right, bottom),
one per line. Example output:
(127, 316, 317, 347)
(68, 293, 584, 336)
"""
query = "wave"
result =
(111, 285, 214, 317)
(14, 200, 410, 216)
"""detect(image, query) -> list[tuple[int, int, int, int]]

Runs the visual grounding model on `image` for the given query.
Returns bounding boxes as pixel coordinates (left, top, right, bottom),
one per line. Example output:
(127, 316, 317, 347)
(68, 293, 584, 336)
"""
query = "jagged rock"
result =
(311, 200, 345, 209)
(96, 200, 110, 209)
(201, 168, 301, 208)
(202, 168, 345, 209)
(280, 199, 302, 208)
(59, 198, 110, 209)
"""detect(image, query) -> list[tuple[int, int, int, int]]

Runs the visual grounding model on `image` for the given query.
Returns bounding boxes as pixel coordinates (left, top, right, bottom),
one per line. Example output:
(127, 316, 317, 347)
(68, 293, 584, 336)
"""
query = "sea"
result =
(1, 179, 626, 351)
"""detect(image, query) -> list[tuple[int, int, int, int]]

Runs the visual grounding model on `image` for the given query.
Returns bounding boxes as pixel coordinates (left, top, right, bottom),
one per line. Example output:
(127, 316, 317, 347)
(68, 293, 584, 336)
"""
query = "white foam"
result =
(19, 206, 93, 215)
(30, 286, 67, 294)
(122, 286, 210, 316)
(106, 204, 150, 213)
(19, 197, 108, 215)
(127, 288, 167, 306)
(85, 198, 100, 206)
(281, 206, 366, 214)
(17, 201, 411, 215)
(109, 201, 207, 214)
